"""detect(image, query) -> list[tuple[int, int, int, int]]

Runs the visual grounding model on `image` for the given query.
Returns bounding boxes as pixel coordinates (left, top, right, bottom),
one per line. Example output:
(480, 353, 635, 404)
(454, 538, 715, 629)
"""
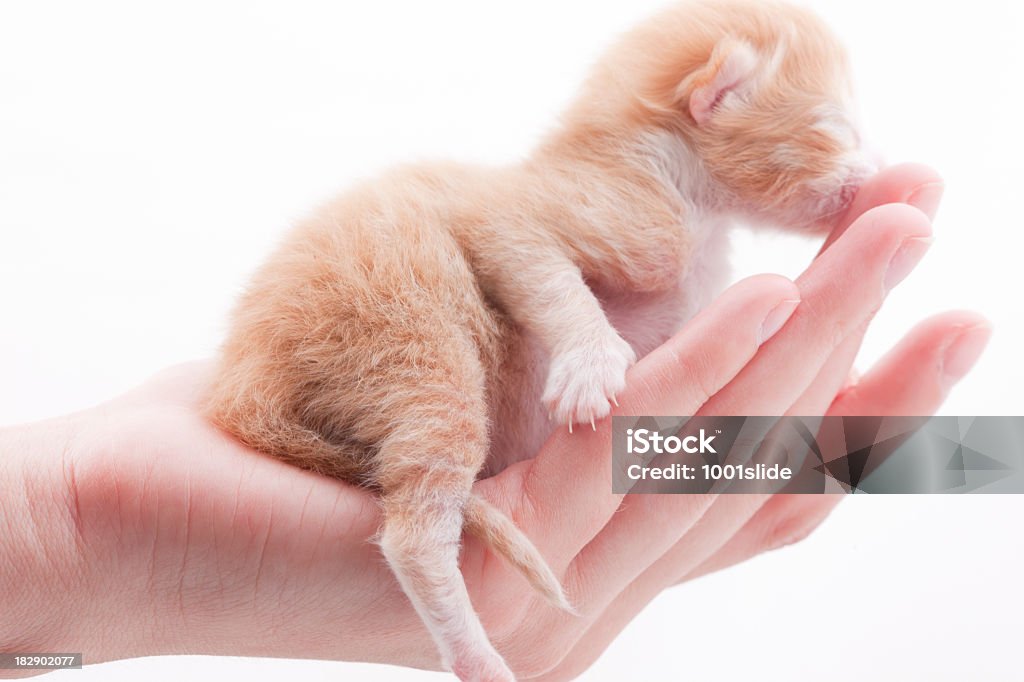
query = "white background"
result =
(2, 0, 1022, 680)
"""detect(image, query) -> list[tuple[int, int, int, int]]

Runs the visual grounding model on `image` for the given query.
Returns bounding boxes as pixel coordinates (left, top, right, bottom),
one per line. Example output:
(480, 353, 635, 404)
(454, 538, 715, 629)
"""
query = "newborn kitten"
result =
(206, 1, 872, 679)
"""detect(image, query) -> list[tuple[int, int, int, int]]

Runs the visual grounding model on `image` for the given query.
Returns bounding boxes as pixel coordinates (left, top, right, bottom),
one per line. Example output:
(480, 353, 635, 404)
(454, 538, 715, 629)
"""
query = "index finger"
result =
(819, 162, 943, 254)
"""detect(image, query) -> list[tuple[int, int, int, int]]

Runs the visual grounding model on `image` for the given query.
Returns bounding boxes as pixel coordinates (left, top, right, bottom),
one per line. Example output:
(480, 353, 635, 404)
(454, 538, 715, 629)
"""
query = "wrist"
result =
(0, 417, 88, 666)
(0, 414, 157, 671)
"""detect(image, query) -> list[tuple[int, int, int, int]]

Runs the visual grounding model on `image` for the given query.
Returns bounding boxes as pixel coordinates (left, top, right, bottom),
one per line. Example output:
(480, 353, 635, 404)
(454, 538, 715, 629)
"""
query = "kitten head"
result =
(675, 12, 874, 231)
(580, 0, 876, 232)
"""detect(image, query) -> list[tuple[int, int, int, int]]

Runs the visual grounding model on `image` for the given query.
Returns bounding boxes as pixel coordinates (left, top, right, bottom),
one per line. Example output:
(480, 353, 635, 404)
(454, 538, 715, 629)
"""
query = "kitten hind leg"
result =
(378, 450, 514, 682)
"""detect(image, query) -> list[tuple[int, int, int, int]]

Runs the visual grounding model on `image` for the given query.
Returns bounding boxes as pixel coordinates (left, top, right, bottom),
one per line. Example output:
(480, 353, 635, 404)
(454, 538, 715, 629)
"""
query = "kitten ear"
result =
(679, 38, 759, 126)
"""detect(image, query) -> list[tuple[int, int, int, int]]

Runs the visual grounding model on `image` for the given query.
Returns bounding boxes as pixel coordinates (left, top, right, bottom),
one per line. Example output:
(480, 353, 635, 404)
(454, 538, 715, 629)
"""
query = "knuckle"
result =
(822, 316, 849, 351)
(669, 347, 721, 408)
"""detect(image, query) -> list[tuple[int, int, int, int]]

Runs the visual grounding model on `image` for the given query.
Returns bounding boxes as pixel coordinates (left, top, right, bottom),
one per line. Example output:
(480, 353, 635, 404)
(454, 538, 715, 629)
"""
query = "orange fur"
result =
(205, 2, 872, 679)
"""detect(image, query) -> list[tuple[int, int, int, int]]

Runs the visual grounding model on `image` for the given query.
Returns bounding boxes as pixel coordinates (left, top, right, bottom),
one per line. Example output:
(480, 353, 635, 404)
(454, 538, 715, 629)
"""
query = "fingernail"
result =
(884, 236, 933, 292)
(758, 299, 800, 345)
(906, 182, 944, 222)
(941, 323, 992, 389)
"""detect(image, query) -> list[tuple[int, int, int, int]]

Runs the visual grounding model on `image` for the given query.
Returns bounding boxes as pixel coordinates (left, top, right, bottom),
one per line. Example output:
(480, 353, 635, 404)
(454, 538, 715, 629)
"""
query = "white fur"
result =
(542, 325, 636, 430)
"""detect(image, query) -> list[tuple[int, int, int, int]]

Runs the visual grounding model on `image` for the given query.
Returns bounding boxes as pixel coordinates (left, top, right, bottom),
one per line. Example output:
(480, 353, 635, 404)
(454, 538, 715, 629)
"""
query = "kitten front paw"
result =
(542, 331, 636, 432)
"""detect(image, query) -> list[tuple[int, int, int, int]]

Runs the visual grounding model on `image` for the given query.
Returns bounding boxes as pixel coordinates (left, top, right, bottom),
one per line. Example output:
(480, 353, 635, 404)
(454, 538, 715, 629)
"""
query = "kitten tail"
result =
(464, 493, 577, 616)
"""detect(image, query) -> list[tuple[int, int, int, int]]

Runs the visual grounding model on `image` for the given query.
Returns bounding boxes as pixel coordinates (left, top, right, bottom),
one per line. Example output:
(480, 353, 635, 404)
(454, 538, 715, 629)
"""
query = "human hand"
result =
(491, 163, 990, 679)
(0, 164, 988, 680)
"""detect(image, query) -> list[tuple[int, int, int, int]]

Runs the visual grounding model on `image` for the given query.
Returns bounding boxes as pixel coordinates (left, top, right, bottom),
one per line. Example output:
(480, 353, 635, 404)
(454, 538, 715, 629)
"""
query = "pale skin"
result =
(0, 164, 991, 680)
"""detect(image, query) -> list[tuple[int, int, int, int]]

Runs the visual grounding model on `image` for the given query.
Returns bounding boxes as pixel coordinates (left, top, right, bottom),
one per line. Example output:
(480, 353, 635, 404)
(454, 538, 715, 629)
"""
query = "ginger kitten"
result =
(206, 1, 873, 679)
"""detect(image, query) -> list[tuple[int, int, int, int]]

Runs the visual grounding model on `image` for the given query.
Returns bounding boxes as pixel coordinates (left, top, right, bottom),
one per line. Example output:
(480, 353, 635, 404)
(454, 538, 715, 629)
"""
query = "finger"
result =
(529, 498, 833, 681)
(681, 493, 842, 583)
(683, 310, 990, 582)
(819, 162, 943, 254)
(790, 166, 944, 415)
(535, 312, 991, 681)
(526, 563, 660, 682)
(829, 310, 991, 416)
(480, 274, 800, 575)
(700, 201, 933, 417)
